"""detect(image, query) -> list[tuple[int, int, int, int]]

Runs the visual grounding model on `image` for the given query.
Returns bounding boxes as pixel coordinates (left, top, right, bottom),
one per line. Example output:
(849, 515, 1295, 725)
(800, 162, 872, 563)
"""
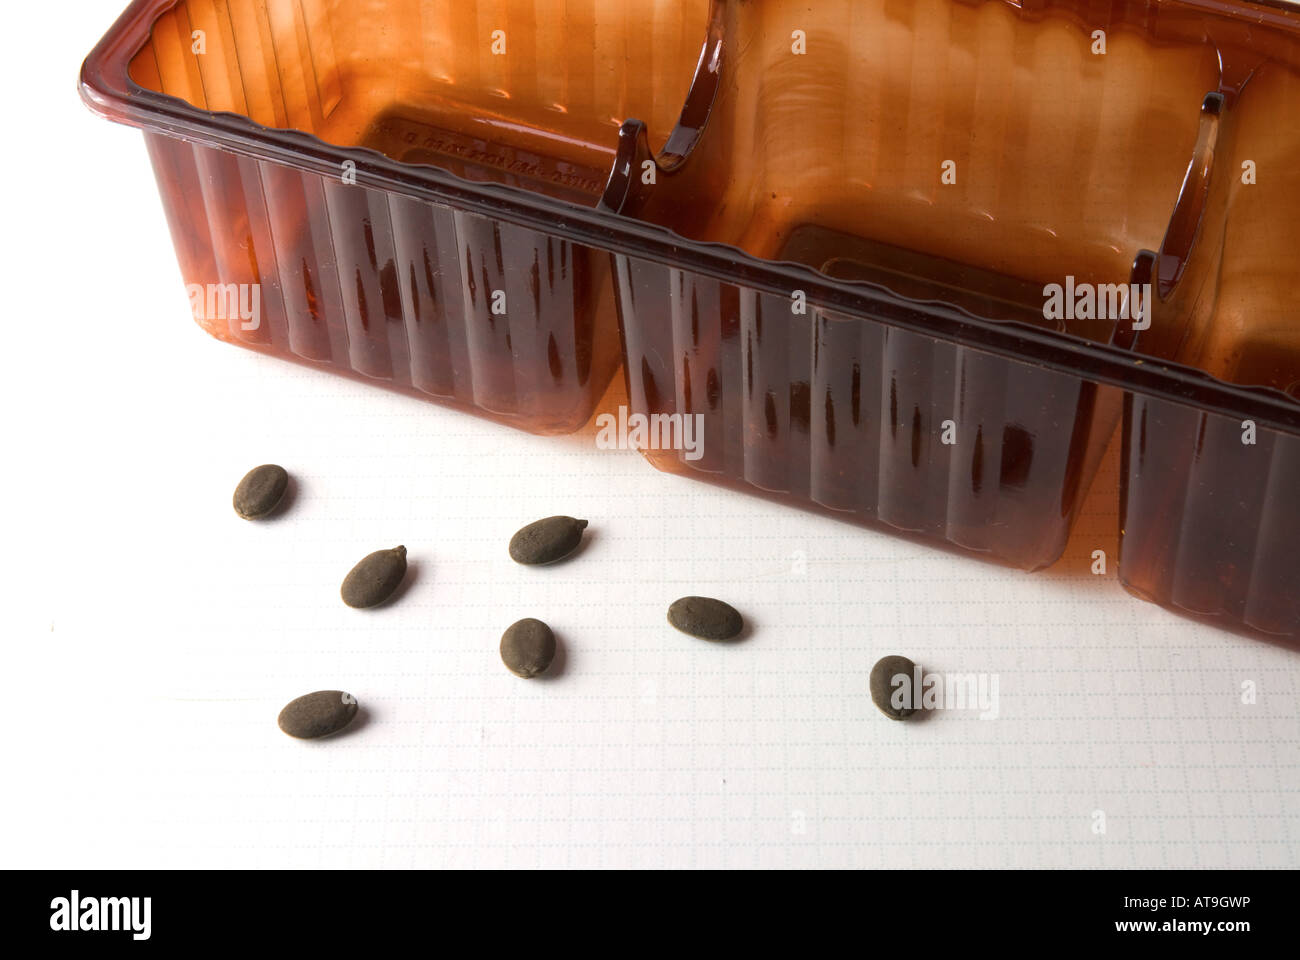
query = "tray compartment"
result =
(1120, 46, 1300, 635)
(1121, 396, 1300, 636)
(143, 129, 616, 428)
(603, 0, 1230, 567)
(84, 0, 709, 433)
(81, 0, 1300, 627)
(616, 253, 1120, 568)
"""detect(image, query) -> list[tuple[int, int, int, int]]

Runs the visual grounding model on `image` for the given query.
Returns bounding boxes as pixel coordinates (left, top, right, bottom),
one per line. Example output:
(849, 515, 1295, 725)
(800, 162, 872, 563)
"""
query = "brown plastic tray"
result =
(81, 0, 1300, 635)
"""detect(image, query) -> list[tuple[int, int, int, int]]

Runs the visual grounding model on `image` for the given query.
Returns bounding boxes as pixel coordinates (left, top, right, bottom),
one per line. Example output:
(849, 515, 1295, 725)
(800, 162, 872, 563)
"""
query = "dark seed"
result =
(341, 546, 408, 608)
(509, 516, 588, 565)
(500, 618, 556, 678)
(667, 596, 744, 641)
(277, 690, 359, 739)
(232, 464, 289, 519)
(870, 655, 918, 720)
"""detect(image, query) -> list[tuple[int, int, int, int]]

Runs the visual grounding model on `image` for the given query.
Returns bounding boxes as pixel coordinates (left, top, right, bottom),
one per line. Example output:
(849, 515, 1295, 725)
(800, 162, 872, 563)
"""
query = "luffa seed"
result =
(509, 516, 588, 565)
(870, 655, 918, 720)
(233, 464, 289, 519)
(500, 618, 557, 678)
(667, 596, 744, 641)
(341, 546, 408, 608)
(277, 690, 359, 739)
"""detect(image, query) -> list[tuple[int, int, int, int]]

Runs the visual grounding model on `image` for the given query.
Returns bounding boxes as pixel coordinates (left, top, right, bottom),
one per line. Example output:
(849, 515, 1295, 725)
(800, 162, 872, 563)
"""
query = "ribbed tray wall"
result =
(615, 257, 1120, 570)
(1120, 395, 1300, 636)
(147, 131, 617, 433)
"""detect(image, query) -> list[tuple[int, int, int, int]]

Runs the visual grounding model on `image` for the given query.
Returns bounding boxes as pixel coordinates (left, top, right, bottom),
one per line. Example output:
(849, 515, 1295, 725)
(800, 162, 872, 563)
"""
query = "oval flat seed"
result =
(341, 546, 408, 608)
(870, 655, 918, 720)
(277, 690, 359, 739)
(233, 464, 289, 519)
(500, 618, 556, 678)
(509, 516, 588, 565)
(667, 596, 744, 641)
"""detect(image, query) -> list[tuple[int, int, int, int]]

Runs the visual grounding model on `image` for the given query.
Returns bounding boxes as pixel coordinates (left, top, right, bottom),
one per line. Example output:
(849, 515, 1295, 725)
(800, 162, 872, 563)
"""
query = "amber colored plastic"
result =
(81, 0, 1300, 632)
(605, 0, 1264, 571)
(85, 0, 704, 433)
(1122, 44, 1300, 635)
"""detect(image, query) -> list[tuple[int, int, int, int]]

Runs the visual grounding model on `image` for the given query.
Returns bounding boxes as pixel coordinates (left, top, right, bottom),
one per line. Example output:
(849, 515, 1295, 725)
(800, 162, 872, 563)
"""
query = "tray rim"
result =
(79, 0, 1300, 438)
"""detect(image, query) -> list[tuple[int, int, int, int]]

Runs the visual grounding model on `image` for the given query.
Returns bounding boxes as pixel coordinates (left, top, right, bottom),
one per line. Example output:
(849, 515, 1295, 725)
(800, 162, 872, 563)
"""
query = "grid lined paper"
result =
(9, 323, 1298, 869)
(5, 67, 1298, 869)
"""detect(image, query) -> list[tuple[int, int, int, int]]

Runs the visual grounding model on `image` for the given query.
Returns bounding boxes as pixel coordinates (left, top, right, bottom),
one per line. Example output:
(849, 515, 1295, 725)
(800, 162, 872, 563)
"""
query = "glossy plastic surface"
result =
(81, 0, 1300, 630)
(1123, 40, 1300, 635)
(601, 0, 1300, 591)
(86, 0, 706, 433)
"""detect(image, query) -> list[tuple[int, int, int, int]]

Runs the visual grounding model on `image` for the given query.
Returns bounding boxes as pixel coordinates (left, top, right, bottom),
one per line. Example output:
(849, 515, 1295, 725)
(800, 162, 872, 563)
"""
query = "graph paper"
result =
(5, 89, 1298, 869)
(8, 316, 1298, 869)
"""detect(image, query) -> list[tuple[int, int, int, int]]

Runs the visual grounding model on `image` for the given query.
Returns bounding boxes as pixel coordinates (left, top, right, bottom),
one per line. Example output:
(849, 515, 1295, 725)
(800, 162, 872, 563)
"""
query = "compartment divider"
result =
(1125, 92, 1235, 361)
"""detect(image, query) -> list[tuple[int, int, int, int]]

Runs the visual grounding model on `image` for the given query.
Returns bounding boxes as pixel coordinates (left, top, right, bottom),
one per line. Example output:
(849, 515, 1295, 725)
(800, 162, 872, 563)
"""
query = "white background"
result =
(0, 2, 1296, 869)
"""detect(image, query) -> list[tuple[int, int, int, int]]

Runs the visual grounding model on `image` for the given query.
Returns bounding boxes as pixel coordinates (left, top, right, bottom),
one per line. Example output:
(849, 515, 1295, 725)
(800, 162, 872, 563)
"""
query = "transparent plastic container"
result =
(1122, 38, 1300, 636)
(82, 0, 1300, 634)
(80, 0, 704, 433)
(602, 0, 1200, 569)
(600, 0, 1300, 617)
